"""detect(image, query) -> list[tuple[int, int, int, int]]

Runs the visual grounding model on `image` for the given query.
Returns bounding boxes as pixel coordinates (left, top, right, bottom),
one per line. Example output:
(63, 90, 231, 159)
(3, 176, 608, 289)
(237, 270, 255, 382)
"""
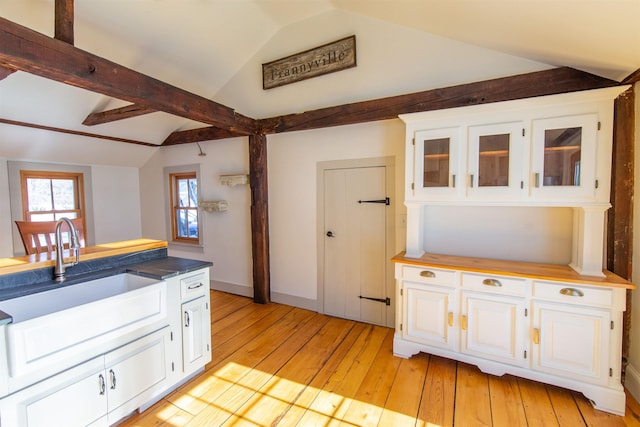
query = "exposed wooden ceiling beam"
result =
(162, 67, 620, 145)
(622, 68, 640, 85)
(0, 16, 257, 135)
(0, 117, 156, 146)
(55, 0, 74, 45)
(0, 64, 15, 80)
(83, 104, 156, 126)
(163, 126, 245, 146)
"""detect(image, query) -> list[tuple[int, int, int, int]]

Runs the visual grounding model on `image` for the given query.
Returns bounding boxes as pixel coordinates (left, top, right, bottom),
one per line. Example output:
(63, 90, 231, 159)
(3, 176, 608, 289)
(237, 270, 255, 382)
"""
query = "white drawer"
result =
(461, 272, 526, 296)
(180, 271, 209, 302)
(532, 281, 612, 307)
(402, 265, 457, 286)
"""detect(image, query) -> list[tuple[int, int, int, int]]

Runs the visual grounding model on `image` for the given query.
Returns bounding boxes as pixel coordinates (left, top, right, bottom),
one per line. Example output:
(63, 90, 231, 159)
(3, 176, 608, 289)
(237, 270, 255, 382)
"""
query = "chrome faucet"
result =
(54, 218, 81, 282)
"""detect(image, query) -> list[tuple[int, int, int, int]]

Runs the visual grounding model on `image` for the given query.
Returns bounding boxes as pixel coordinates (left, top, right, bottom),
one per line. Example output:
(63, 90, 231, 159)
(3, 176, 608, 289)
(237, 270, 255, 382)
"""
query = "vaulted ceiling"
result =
(0, 0, 638, 166)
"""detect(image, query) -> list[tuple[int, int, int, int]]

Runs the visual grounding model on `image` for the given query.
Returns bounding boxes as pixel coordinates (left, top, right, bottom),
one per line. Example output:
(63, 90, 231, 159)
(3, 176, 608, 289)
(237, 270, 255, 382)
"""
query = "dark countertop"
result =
(0, 255, 212, 325)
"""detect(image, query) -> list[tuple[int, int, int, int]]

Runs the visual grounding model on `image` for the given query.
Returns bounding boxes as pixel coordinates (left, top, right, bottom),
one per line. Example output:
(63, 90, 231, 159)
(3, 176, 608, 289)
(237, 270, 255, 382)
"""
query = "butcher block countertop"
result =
(0, 239, 168, 276)
(392, 251, 635, 290)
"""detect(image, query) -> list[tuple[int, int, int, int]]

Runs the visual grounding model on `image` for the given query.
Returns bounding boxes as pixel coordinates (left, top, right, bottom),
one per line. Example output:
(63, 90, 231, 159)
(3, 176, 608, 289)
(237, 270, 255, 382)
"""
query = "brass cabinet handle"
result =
(461, 315, 468, 331)
(533, 328, 540, 344)
(420, 270, 436, 278)
(448, 312, 454, 327)
(560, 288, 584, 297)
(482, 278, 502, 287)
(470, 174, 475, 187)
(535, 172, 540, 188)
(452, 174, 456, 188)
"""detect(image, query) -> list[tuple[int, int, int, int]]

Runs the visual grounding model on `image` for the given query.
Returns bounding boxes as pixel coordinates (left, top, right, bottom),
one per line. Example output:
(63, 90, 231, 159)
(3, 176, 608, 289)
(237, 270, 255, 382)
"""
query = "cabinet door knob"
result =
(184, 311, 191, 327)
(419, 270, 435, 278)
(109, 369, 116, 390)
(482, 278, 502, 287)
(560, 288, 584, 297)
(533, 328, 540, 344)
(98, 374, 106, 395)
(448, 312, 454, 327)
(461, 314, 468, 331)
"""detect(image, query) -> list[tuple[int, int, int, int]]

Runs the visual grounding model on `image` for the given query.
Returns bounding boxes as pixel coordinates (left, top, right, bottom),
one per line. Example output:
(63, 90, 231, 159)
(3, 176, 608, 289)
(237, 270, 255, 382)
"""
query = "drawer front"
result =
(180, 271, 209, 301)
(403, 265, 457, 286)
(461, 272, 526, 296)
(532, 281, 612, 307)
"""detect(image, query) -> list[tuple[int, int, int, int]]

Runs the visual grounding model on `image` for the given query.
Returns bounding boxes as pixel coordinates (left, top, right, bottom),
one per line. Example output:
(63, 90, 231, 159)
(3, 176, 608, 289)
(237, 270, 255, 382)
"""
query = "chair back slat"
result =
(15, 219, 85, 255)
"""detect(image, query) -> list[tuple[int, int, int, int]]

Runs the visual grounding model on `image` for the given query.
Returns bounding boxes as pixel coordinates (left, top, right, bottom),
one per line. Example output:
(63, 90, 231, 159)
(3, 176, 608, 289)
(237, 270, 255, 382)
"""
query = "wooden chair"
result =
(15, 219, 85, 255)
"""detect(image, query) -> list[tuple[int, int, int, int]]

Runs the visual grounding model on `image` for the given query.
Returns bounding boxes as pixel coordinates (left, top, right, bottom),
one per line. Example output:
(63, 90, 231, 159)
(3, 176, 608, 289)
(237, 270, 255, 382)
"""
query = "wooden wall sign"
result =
(262, 35, 356, 90)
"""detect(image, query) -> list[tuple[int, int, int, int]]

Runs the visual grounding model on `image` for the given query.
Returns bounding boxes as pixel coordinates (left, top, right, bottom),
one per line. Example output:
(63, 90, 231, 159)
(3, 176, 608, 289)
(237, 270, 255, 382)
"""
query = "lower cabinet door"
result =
(532, 301, 610, 385)
(181, 296, 212, 374)
(461, 291, 526, 366)
(106, 327, 171, 424)
(0, 357, 108, 427)
(403, 282, 457, 351)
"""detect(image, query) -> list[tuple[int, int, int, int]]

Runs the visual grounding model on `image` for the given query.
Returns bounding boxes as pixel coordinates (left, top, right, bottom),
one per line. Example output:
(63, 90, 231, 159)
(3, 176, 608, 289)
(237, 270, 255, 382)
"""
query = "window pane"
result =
(27, 178, 52, 211)
(177, 209, 188, 237)
(187, 209, 198, 238)
(30, 213, 55, 222)
(478, 133, 510, 187)
(178, 179, 190, 207)
(52, 179, 76, 210)
(423, 137, 450, 187)
(543, 127, 582, 186)
(188, 178, 198, 207)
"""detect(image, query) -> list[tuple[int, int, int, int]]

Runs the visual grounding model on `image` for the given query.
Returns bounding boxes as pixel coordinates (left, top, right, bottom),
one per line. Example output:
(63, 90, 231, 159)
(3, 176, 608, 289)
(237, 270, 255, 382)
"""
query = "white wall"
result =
(91, 165, 143, 243)
(139, 137, 253, 294)
(0, 160, 13, 258)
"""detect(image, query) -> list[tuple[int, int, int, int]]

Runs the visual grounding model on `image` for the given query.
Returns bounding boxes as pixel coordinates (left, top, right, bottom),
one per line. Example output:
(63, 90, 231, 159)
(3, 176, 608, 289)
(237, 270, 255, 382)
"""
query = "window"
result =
(20, 170, 86, 222)
(169, 172, 199, 243)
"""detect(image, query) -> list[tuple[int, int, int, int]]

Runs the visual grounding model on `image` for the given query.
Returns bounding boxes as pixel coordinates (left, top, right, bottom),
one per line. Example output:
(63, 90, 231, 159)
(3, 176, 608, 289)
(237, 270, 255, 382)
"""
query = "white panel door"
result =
(403, 282, 457, 351)
(324, 166, 388, 326)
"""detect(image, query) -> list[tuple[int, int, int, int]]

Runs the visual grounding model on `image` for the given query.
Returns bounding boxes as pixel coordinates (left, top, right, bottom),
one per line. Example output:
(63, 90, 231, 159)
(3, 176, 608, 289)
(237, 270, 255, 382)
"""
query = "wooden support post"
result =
(248, 134, 270, 304)
(608, 87, 634, 377)
(55, 0, 74, 45)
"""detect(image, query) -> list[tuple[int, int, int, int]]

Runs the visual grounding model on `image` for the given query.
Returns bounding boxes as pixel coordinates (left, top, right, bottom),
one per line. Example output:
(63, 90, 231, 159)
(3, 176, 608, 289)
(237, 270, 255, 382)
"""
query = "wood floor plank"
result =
(378, 352, 430, 426)
(219, 317, 357, 426)
(184, 313, 331, 426)
(573, 391, 627, 427)
(338, 329, 401, 427)
(545, 384, 586, 426)
(292, 324, 389, 426)
(416, 355, 456, 427)
(116, 292, 640, 427)
(518, 377, 560, 427)
(488, 374, 528, 427)
(170, 307, 319, 417)
(453, 362, 492, 426)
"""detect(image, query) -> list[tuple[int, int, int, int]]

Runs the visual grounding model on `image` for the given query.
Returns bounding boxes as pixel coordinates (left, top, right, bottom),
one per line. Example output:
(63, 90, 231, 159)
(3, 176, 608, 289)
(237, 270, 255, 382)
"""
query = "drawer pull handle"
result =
(188, 282, 204, 290)
(98, 374, 106, 395)
(419, 270, 435, 278)
(448, 312, 454, 327)
(533, 328, 540, 344)
(461, 315, 468, 331)
(560, 288, 584, 297)
(482, 278, 502, 287)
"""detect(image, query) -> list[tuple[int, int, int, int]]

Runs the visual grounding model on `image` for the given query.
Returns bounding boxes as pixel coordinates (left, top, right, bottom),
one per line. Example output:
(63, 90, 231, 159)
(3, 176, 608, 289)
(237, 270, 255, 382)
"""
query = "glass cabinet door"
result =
(531, 114, 598, 200)
(467, 122, 524, 199)
(413, 127, 460, 200)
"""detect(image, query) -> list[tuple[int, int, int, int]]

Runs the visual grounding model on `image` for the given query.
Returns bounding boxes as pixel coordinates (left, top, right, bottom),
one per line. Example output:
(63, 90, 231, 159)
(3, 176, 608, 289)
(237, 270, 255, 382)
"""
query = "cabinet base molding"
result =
(393, 334, 626, 416)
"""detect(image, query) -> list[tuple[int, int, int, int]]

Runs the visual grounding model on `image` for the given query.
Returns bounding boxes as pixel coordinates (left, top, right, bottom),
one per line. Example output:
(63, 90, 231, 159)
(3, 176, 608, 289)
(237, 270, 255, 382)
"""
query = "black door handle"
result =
(326, 231, 335, 237)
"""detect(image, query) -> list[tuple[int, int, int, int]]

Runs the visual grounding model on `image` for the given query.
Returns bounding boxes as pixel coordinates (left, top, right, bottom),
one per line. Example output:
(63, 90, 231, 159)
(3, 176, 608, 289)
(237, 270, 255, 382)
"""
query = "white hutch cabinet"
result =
(394, 86, 634, 415)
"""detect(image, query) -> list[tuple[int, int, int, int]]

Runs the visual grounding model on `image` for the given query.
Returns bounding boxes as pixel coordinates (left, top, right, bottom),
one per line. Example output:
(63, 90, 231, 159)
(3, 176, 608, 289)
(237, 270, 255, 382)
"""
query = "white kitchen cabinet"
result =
(530, 113, 599, 202)
(0, 327, 170, 427)
(182, 296, 210, 374)
(403, 281, 457, 351)
(413, 127, 462, 200)
(460, 291, 527, 367)
(531, 301, 609, 385)
(178, 270, 212, 376)
(393, 254, 632, 415)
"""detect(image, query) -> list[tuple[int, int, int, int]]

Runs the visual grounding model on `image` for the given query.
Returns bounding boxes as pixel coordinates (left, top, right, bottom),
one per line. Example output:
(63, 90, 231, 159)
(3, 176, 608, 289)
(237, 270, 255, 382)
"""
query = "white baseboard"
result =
(209, 281, 318, 312)
(271, 291, 317, 311)
(625, 363, 640, 403)
(210, 280, 253, 298)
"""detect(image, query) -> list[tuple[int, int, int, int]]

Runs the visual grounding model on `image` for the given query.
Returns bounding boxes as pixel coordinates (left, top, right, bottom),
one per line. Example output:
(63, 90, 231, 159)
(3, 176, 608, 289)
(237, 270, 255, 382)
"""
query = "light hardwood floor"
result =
(120, 291, 640, 427)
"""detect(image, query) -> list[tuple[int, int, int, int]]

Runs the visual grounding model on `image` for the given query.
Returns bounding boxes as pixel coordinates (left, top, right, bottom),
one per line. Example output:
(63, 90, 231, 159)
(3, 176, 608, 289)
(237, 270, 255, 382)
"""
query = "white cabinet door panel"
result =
(403, 282, 456, 350)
